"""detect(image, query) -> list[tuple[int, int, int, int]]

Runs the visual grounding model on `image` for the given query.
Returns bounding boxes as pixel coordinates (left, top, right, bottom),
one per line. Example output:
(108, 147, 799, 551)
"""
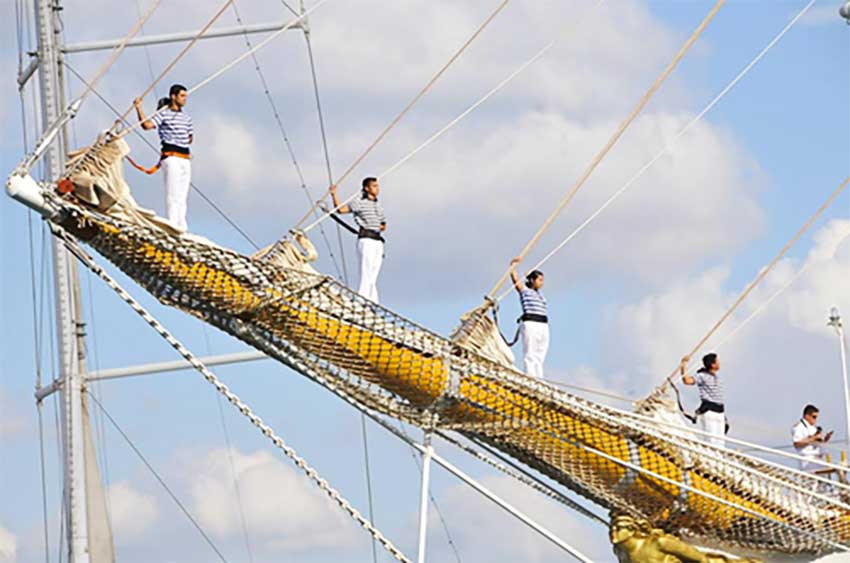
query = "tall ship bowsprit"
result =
(4, 1, 850, 562)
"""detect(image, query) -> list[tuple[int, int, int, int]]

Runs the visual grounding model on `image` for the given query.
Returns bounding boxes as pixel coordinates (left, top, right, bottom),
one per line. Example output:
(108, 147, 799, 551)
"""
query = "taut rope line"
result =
(73, 0, 161, 107)
(296, 0, 511, 230)
(113, 0, 328, 144)
(709, 227, 850, 353)
(485, 0, 726, 301)
(65, 0, 235, 180)
(645, 175, 850, 403)
(122, 0, 235, 124)
(303, 0, 606, 234)
(495, 0, 817, 302)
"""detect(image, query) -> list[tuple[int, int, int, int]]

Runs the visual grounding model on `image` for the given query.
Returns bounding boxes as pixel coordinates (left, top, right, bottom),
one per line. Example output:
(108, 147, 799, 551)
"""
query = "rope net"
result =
(43, 142, 850, 557)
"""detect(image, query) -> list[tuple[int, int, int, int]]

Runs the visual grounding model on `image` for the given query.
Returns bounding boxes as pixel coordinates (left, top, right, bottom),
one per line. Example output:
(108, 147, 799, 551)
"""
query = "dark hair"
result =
(524, 270, 543, 289)
(803, 404, 819, 417)
(362, 177, 378, 190)
(156, 97, 170, 110)
(169, 84, 187, 98)
(697, 353, 718, 373)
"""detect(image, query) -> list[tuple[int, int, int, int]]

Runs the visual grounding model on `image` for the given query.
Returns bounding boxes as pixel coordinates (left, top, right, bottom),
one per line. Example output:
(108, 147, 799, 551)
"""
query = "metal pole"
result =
(62, 20, 303, 53)
(362, 413, 592, 562)
(425, 448, 593, 563)
(33, 0, 90, 561)
(416, 432, 433, 563)
(829, 308, 850, 448)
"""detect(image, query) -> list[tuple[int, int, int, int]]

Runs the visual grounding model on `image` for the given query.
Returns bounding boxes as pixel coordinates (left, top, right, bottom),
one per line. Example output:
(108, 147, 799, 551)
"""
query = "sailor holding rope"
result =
(133, 84, 194, 231)
(510, 258, 549, 378)
(680, 353, 726, 447)
(329, 178, 386, 303)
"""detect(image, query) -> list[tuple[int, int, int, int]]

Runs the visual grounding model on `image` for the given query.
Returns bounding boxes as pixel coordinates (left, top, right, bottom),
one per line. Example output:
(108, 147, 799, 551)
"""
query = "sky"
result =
(1, 0, 849, 562)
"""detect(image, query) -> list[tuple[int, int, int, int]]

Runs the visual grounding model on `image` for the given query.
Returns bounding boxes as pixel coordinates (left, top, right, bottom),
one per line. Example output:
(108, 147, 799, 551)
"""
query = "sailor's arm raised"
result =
(680, 357, 696, 385)
(328, 185, 351, 214)
(133, 98, 156, 131)
(509, 257, 524, 294)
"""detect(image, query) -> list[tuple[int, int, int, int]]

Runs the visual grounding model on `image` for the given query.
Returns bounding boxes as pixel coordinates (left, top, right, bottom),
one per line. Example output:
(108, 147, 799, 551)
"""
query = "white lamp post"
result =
(828, 307, 850, 452)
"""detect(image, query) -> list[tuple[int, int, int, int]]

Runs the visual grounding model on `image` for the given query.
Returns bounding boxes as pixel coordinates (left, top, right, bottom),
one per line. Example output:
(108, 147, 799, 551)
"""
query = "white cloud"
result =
(189, 448, 358, 553)
(107, 481, 158, 543)
(35, 0, 766, 302)
(0, 525, 16, 562)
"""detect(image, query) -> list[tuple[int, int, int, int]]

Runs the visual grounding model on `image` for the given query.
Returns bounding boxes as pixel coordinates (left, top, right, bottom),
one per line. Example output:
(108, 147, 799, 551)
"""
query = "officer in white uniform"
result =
(792, 404, 832, 472)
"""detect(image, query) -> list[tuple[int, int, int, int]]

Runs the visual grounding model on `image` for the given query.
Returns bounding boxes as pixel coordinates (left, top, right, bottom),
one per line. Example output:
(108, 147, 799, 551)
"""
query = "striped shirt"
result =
(695, 370, 724, 404)
(519, 288, 547, 317)
(152, 108, 193, 149)
(349, 196, 385, 232)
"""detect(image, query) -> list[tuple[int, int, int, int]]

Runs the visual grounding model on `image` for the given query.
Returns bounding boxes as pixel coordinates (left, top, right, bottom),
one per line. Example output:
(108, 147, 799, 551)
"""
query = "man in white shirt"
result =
(792, 404, 833, 472)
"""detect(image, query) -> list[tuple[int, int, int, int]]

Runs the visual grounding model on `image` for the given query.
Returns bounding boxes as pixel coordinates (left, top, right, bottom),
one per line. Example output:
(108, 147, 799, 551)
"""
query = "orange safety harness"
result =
(126, 151, 190, 175)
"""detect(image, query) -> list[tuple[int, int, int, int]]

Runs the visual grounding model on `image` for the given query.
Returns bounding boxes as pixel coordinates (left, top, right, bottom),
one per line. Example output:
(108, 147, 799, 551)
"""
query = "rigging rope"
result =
(65, 0, 233, 180)
(200, 324, 254, 563)
(111, 0, 326, 147)
(645, 176, 850, 402)
(296, 0, 511, 230)
(360, 415, 379, 563)
(87, 394, 229, 562)
(483, 383, 850, 550)
(613, 404, 850, 493)
(215, 393, 256, 563)
(485, 0, 726, 301)
(18, 2, 52, 554)
(302, 25, 351, 283)
(56, 228, 412, 563)
(437, 432, 608, 526)
(496, 0, 818, 302)
(131, 0, 234, 110)
(228, 0, 345, 280)
(133, 0, 161, 99)
(542, 379, 635, 404)
(290, 9, 383, 556)
(707, 227, 850, 356)
(302, 0, 606, 234)
(72, 0, 161, 107)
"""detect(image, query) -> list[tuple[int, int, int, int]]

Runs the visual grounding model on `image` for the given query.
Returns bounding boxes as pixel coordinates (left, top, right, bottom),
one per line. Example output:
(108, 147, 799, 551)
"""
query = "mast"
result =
(33, 0, 91, 561)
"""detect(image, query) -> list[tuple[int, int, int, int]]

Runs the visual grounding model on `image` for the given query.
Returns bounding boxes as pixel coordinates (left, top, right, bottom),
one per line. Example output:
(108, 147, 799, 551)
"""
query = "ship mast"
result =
(33, 0, 92, 561)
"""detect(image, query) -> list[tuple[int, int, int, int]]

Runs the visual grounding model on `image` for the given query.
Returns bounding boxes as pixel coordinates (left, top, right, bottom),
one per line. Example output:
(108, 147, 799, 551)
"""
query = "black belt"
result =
(358, 228, 385, 243)
(696, 400, 725, 414)
(161, 142, 190, 155)
(519, 313, 548, 324)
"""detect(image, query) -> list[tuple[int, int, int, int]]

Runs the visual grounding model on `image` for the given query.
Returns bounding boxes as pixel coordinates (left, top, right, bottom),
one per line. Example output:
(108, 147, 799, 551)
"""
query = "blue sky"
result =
(2, 1, 850, 562)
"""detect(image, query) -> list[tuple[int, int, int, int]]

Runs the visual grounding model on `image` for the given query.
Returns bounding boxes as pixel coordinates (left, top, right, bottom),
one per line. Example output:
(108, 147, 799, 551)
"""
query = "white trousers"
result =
(700, 410, 726, 448)
(521, 321, 549, 378)
(357, 238, 384, 303)
(161, 156, 191, 231)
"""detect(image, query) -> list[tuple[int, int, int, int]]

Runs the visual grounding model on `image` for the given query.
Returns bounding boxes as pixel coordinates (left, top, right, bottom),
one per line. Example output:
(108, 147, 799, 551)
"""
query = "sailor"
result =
(329, 177, 386, 303)
(680, 353, 726, 448)
(510, 258, 549, 378)
(792, 404, 833, 472)
(133, 84, 194, 231)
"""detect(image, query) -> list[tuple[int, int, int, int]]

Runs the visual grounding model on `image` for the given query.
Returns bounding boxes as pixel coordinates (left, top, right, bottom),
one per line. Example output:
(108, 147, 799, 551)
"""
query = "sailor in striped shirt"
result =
(510, 258, 549, 378)
(134, 84, 194, 232)
(681, 353, 726, 448)
(329, 177, 386, 303)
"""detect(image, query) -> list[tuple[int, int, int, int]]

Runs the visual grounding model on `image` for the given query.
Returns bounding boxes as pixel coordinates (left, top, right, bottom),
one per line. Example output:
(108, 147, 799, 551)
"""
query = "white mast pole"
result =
(33, 0, 91, 561)
(416, 432, 433, 563)
(828, 308, 850, 451)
